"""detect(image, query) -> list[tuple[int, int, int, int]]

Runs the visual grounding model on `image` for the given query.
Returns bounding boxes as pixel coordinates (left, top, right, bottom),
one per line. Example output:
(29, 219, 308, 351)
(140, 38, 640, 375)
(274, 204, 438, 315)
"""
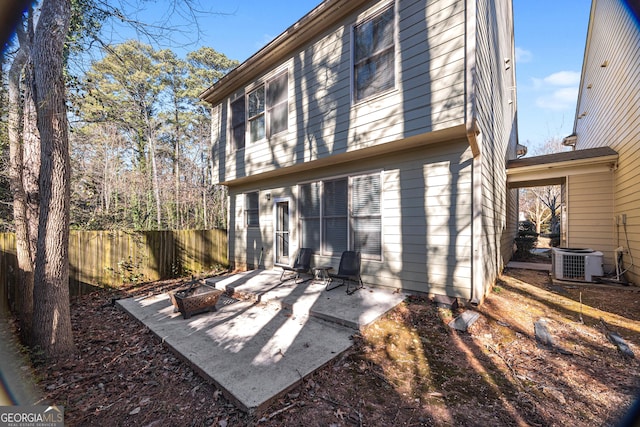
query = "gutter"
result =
(465, 0, 480, 158)
(506, 152, 618, 176)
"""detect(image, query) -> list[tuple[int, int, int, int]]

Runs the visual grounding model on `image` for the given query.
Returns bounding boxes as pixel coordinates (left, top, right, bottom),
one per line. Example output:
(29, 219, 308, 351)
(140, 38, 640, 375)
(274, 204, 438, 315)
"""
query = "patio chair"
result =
(279, 248, 313, 283)
(326, 251, 364, 294)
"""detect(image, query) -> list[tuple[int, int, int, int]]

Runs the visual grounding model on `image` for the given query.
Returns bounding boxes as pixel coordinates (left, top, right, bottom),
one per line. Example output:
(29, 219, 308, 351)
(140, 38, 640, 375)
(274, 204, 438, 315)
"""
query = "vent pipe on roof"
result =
(562, 133, 577, 150)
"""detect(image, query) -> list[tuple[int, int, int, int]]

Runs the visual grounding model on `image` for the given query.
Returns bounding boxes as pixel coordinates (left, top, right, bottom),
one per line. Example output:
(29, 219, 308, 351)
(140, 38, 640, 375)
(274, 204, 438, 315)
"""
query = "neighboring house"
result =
(568, 0, 639, 283)
(201, 0, 519, 302)
(507, 0, 639, 285)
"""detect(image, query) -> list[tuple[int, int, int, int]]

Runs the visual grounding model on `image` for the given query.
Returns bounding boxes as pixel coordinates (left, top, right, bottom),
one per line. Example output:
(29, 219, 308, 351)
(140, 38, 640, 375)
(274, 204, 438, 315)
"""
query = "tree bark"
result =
(144, 109, 162, 229)
(31, 0, 75, 359)
(8, 38, 34, 342)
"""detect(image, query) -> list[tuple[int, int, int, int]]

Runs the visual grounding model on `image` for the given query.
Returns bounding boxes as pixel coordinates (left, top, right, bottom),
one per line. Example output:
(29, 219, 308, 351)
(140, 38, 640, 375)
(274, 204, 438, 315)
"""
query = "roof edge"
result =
(506, 146, 618, 172)
(199, 0, 370, 104)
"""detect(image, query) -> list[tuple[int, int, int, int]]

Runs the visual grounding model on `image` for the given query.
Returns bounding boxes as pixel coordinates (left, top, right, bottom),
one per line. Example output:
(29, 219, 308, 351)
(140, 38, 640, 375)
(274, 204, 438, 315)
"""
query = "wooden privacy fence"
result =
(0, 229, 228, 305)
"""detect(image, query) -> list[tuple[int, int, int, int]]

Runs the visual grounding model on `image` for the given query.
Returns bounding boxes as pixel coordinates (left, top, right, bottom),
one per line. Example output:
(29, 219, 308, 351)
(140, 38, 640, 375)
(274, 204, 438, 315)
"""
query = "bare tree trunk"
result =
(202, 186, 208, 229)
(23, 64, 41, 267)
(535, 197, 542, 234)
(31, 0, 75, 359)
(149, 134, 162, 229)
(8, 39, 34, 341)
(173, 106, 180, 230)
(141, 101, 162, 229)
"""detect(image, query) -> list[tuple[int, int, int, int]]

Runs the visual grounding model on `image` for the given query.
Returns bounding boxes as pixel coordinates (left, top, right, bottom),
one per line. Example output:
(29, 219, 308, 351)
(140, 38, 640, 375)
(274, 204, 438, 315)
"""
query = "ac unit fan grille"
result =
(562, 254, 585, 280)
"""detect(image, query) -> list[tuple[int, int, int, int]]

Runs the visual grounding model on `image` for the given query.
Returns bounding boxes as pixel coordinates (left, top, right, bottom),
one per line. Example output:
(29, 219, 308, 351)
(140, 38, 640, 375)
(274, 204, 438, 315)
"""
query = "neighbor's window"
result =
(248, 86, 265, 142)
(353, 5, 395, 102)
(245, 192, 259, 227)
(267, 71, 289, 136)
(230, 96, 245, 150)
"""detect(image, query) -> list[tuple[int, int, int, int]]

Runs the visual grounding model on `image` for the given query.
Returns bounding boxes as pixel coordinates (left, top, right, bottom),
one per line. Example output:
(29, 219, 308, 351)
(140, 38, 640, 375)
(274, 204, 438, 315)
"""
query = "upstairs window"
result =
(248, 87, 265, 142)
(267, 72, 289, 136)
(353, 5, 395, 102)
(244, 72, 289, 143)
(230, 96, 245, 150)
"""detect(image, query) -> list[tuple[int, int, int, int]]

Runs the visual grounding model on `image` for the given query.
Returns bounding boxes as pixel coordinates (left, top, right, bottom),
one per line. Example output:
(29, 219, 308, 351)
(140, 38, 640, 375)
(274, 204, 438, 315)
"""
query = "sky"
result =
(103, 0, 593, 153)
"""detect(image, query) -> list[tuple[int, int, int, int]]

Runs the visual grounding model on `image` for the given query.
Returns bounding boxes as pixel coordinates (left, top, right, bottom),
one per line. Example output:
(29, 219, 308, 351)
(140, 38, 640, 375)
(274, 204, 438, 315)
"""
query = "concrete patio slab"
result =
(206, 269, 406, 329)
(116, 269, 407, 414)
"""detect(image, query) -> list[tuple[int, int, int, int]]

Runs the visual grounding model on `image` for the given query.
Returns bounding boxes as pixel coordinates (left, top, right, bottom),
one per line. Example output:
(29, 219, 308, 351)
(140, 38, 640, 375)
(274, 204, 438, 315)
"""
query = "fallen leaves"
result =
(25, 270, 640, 427)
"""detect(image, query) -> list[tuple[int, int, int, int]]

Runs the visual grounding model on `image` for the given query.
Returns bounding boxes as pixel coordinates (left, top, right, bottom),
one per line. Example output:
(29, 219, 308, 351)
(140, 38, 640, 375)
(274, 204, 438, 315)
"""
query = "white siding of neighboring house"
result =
(566, 171, 615, 272)
(574, 0, 640, 284)
(471, 0, 518, 299)
(211, 0, 467, 185)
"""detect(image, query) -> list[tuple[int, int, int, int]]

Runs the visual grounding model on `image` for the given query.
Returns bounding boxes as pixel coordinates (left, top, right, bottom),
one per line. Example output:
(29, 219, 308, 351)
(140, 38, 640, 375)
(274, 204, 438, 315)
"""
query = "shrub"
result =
(514, 221, 539, 259)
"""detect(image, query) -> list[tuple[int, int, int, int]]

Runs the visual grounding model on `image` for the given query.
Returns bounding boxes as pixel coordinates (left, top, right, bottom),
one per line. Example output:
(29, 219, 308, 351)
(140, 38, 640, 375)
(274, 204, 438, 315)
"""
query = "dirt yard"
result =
(27, 267, 640, 426)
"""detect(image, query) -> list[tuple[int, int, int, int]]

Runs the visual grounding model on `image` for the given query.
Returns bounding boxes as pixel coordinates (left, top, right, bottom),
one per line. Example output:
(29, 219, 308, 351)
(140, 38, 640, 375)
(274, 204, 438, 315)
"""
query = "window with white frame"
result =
(245, 192, 259, 227)
(322, 178, 348, 254)
(243, 72, 289, 143)
(248, 86, 265, 142)
(267, 71, 289, 136)
(299, 182, 321, 250)
(230, 96, 245, 150)
(353, 5, 395, 102)
(351, 173, 381, 258)
(298, 173, 381, 259)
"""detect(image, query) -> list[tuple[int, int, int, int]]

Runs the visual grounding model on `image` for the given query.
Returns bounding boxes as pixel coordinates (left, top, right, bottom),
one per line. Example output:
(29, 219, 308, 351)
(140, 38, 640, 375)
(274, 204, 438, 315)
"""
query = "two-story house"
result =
(200, 0, 519, 303)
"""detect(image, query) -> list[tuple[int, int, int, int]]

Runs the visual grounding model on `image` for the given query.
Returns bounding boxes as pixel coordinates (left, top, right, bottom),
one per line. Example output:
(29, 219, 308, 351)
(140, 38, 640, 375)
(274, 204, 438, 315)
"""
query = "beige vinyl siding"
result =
(358, 139, 474, 297)
(574, 0, 640, 283)
(226, 138, 474, 298)
(212, 0, 467, 184)
(566, 172, 615, 272)
(471, 0, 518, 297)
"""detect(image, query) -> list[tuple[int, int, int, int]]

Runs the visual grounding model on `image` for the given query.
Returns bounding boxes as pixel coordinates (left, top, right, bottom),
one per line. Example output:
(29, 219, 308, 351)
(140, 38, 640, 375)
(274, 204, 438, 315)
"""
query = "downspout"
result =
(466, 0, 483, 305)
(465, 1, 480, 158)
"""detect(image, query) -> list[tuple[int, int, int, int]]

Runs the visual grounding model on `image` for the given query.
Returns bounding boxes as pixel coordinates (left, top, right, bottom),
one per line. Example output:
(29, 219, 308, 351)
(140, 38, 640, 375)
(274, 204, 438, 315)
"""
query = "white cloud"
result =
(543, 71, 581, 86)
(535, 87, 579, 111)
(515, 47, 533, 63)
(530, 77, 543, 90)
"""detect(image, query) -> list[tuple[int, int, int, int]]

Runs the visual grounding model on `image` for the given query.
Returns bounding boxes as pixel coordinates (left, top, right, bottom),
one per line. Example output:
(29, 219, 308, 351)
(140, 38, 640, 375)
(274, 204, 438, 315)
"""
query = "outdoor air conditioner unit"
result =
(552, 248, 604, 282)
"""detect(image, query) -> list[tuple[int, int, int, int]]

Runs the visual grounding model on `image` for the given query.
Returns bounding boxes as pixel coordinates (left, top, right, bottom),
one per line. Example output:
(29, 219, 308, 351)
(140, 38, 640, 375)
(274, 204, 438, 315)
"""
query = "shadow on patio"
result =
(116, 269, 406, 413)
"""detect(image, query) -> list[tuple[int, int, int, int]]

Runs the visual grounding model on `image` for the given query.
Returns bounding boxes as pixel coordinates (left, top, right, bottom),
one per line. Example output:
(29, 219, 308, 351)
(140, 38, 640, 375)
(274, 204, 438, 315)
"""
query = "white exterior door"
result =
(274, 200, 290, 265)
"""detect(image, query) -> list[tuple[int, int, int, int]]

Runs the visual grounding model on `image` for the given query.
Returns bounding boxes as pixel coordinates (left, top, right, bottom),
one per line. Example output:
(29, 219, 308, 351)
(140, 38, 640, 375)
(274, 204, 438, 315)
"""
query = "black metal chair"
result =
(326, 251, 363, 294)
(279, 248, 313, 283)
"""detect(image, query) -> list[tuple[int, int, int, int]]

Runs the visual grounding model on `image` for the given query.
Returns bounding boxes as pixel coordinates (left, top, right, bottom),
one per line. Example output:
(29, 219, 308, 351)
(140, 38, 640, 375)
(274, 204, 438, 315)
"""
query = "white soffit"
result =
(506, 147, 618, 187)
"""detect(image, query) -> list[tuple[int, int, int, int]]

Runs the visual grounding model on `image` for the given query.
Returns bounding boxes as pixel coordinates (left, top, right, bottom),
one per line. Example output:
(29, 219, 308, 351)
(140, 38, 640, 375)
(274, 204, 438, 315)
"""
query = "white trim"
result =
(297, 169, 384, 261)
(266, 70, 290, 138)
(273, 197, 293, 267)
(228, 95, 246, 152)
(471, 145, 484, 304)
(351, 1, 397, 105)
(506, 154, 618, 185)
